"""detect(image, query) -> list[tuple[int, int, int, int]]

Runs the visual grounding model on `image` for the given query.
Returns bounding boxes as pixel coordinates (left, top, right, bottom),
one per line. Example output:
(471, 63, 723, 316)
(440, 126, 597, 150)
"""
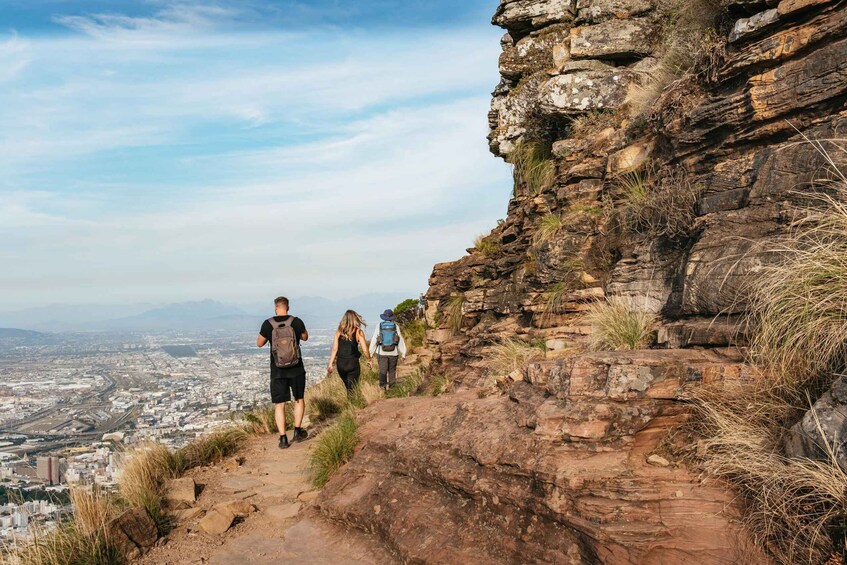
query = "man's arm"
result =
(297, 318, 309, 342)
(257, 335, 268, 348)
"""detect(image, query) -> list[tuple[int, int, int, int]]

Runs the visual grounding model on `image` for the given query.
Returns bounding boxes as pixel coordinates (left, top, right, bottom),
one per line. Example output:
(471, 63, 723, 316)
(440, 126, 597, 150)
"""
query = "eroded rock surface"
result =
(317, 0, 847, 562)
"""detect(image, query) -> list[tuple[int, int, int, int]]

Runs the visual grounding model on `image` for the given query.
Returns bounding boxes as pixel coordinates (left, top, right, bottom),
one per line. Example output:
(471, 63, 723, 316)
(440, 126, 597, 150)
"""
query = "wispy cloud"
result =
(1, 1, 508, 309)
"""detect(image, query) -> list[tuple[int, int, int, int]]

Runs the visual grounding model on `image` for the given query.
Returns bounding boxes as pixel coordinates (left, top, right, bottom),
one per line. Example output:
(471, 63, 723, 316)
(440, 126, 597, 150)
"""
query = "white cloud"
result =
(0, 10, 509, 309)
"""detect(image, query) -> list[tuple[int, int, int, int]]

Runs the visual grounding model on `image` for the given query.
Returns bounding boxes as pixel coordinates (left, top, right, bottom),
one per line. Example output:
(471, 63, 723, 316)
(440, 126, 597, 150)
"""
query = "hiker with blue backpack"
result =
(369, 309, 407, 390)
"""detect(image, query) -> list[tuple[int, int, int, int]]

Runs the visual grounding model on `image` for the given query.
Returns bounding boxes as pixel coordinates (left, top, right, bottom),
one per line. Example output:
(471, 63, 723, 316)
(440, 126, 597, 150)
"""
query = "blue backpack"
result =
(378, 321, 400, 352)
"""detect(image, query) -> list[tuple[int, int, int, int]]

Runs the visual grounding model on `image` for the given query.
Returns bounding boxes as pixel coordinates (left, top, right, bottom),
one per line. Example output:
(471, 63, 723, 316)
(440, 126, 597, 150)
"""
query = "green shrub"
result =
(509, 140, 556, 196)
(310, 412, 359, 488)
(401, 318, 427, 350)
(586, 298, 657, 351)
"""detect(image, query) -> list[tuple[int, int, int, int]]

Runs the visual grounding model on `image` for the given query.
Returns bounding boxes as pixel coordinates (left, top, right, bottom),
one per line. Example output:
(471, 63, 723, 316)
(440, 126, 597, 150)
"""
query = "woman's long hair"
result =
(337, 310, 365, 340)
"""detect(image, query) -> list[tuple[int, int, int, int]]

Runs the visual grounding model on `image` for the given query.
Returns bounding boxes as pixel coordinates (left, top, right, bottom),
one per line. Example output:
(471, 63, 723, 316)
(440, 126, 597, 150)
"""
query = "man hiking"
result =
(369, 309, 407, 390)
(257, 296, 309, 449)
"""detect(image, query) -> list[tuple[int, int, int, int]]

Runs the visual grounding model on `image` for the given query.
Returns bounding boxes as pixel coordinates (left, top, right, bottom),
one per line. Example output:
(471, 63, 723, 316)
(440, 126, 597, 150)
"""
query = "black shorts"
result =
(270, 373, 306, 403)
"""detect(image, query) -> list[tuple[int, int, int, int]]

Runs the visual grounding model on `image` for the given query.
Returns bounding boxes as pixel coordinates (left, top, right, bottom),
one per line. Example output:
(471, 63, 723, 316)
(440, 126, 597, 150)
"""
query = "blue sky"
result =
(0, 0, 510, 310)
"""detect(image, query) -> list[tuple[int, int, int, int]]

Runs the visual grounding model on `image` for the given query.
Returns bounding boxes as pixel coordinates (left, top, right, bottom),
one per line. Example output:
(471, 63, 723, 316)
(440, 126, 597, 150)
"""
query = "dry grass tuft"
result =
(509, 140, 556, 196)
(534, 213, 565, 246)
(117, 442, 177, 528)
(488, 338, 546, 376)
(694, 382, 847, 564)
(474, 234, 501, 257)
(747, 151, 847, 392)
(627, 0, 721, 117)
(616, 167, 700, 239)
(693, 141, 847, 564)
(428, 374, 454, 397)
(586, 298, 657, 351)
(306, 376, 349, 421)
(443, 294, 466, 334)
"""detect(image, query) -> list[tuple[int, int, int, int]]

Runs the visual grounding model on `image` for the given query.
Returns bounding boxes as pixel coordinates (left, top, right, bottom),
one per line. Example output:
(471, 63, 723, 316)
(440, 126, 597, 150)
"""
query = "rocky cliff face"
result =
(316, 1, 847, 563)
(427, 0, 847, 378)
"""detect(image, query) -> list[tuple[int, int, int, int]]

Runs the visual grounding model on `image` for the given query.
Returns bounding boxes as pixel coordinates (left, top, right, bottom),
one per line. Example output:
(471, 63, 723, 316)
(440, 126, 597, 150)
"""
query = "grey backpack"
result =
(269, 318, 301, 369)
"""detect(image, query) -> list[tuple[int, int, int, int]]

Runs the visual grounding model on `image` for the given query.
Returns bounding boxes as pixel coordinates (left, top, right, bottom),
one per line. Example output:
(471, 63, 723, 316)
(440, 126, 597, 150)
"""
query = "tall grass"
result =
(586, 298, 657, 351)
(534, 213, 565, 246)
(509, 140, 556, 196)
(443, 294, 465, 334)
(306, 376, 348, 421)
(694, 383, 847, 564)
(488, 339, 546, 376)
(242, 403, 293, 434)
(695, 142, 847, 564)
(474, 234, 501, 257)
(627, 0, 721, 117)
(748, 162, 847, 392)
(309, 412, 359, 488)
(385, 369, 425, 399)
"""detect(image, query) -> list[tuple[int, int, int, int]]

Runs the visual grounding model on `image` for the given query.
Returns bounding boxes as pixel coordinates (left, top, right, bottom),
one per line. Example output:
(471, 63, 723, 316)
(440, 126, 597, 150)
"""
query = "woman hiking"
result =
(327, 310, 373, 393)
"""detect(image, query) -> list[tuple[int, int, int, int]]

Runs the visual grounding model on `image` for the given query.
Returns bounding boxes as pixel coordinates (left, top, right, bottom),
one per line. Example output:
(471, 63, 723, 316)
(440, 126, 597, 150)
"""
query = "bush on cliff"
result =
(474, 233, 501, 257)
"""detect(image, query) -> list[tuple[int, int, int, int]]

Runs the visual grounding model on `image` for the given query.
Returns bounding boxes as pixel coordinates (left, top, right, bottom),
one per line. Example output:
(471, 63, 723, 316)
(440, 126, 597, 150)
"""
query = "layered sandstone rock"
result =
(318, 0, 847, 562)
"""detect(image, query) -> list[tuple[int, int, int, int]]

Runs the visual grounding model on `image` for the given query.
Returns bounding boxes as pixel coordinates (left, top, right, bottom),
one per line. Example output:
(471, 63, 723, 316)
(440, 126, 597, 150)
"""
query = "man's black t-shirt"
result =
(260, 316, 307, 380)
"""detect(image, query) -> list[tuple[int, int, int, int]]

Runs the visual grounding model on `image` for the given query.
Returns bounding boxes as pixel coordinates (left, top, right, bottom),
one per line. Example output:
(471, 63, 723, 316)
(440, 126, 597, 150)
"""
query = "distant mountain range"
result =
(0, 328, 48, 345)
(0, 294, 416, 333)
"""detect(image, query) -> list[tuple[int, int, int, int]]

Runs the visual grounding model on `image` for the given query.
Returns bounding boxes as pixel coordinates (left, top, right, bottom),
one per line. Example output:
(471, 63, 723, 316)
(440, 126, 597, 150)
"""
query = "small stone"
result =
(199, 508, 236, 535)
(675, 490, 684, 498)
(215, 500, 255, 518)
(647, 454, 670, 467)
(373, 505, 381, 515)
(165, 477, 197, 508)
(297, 490, 320, 503)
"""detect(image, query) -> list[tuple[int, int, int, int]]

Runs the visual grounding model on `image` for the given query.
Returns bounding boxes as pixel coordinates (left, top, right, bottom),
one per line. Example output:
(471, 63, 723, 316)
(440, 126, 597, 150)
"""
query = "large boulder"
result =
(493, 0, 576, 37)
(538, 61, 634, 114)
(784, 374, 847, 471)
(569, 17, 658, 59)
(199, 507, 236, 535)
(107, 508, 158, 560)
(165, 477, 197, 508)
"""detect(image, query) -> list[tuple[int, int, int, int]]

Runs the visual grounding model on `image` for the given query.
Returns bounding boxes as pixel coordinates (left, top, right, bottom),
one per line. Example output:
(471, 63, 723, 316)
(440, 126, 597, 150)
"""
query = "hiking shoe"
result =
(293, 428, 309, 442)
(278, 435, 290, 449)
